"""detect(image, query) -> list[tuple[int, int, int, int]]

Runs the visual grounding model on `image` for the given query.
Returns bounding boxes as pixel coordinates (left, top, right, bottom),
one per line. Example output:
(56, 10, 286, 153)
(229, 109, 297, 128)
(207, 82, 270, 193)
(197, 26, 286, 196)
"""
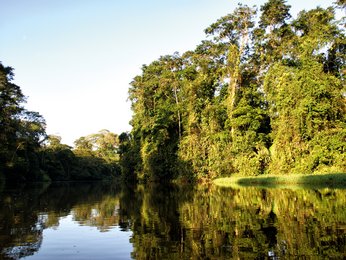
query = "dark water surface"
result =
(0, 182, 345, 259)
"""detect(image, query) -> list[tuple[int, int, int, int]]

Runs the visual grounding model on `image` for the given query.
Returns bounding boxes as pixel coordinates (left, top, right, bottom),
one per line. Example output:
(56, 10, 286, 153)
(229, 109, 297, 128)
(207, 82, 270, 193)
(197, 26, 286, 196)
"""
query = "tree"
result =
(0, 62, 121, 183)
(0, 63, 26, 172)
(129, 54, 184, 181)
(124, 1, 345, 182)
(0, 62, 47, 181)
(118, 132, 141, 182)
(74, 129, 119, 162)
(264, 7, 346, 173)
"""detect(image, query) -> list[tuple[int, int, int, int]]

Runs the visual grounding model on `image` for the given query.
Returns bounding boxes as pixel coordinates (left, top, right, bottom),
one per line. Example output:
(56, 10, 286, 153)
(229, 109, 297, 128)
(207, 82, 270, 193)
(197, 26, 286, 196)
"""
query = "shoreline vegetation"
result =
(1, 0, 345, 184)
(213, 172, 346, 189)
(119, 0, 346, 183)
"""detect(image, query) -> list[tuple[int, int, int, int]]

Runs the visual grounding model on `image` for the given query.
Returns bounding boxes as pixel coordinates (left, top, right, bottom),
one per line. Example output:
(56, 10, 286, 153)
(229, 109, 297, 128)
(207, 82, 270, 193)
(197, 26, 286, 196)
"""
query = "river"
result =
(0, 182, 345, 259)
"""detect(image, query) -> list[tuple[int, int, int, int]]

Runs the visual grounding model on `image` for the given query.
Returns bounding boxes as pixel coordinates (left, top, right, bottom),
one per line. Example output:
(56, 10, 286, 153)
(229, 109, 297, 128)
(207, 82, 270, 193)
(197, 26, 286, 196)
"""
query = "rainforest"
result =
(119, 1, 346, 183)
(1, 1, 345, 184)
(1, 1, 346, 259)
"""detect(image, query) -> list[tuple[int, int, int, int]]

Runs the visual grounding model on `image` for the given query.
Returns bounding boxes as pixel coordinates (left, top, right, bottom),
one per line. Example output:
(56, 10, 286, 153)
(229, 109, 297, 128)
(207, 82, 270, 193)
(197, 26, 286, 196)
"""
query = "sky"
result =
(0, 0, 337, 145)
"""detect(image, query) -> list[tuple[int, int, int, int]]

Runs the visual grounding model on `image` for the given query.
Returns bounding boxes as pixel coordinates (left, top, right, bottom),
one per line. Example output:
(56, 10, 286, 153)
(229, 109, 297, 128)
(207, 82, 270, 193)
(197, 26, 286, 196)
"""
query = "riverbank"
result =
(213, 173, 346, 189)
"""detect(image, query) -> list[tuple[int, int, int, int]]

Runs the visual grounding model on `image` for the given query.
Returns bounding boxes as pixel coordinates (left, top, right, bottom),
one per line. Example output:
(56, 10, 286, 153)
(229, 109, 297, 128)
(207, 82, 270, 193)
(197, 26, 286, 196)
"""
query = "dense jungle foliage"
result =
(119, 0, 346, 182)
(1, 1, 345, 184)
(0, 63, 120, 183)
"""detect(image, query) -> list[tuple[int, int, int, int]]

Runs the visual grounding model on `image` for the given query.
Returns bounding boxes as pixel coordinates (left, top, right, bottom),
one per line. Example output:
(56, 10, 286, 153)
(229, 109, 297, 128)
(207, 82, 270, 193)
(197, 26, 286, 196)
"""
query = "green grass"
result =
(213, 173, 346, 189)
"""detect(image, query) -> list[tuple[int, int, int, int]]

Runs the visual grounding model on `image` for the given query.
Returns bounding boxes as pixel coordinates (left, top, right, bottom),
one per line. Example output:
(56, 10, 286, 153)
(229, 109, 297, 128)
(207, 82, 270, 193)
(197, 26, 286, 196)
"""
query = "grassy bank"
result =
(213, 173, 346, 189)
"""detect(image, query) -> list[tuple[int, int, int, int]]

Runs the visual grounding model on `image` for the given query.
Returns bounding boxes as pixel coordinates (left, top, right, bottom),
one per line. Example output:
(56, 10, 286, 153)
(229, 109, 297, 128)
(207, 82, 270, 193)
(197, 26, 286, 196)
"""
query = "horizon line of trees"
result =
(118, 0, 346, 182)
(0, 63, 120, 183)
(1, 0, 345, 184)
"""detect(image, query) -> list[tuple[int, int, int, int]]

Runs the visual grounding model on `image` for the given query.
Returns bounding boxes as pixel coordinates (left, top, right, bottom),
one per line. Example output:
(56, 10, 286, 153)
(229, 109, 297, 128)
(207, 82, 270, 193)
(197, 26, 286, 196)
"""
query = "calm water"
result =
(0, 182, 345, 259)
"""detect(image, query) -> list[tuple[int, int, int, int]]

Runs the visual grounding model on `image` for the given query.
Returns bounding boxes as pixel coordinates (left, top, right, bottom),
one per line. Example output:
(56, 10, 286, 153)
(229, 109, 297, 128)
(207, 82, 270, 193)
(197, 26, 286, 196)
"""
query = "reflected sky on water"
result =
(0, 182, 345, 259)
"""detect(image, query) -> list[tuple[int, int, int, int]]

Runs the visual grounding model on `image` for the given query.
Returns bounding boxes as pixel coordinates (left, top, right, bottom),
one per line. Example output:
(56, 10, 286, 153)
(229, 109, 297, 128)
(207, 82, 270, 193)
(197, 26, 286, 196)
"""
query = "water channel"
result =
(0, 182, 345, 259)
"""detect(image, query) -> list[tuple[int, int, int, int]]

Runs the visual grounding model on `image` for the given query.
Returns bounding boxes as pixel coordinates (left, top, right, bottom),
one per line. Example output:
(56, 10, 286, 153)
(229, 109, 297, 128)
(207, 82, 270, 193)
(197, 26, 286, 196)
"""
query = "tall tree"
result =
(124, 1, 346, 182)
(74, 129, 119, 162)
(0, 63, 25, 170)
(0, 63, 47, 181)
(264, 7, 346, 173)
(129, 54, 184, 181)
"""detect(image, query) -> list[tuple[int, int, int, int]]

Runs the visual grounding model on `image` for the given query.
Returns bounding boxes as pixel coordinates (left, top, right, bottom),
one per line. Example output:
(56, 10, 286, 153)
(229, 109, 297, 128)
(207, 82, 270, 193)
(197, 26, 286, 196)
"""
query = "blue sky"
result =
(0, 0, 337, 145)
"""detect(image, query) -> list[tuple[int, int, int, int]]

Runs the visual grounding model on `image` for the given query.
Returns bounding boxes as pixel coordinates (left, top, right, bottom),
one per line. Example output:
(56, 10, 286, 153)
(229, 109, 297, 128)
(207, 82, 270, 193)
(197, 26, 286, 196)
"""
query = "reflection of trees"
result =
(119, 185, 346, 259)
(1, 182, 345, 259)
(72, 195, 121, 232)
(1, 235, 42, 260)
(118, 184, 195, 259)
(0, 184, 48, 259)
(0, 182, 121, 259)
(178, 187, 346, 259)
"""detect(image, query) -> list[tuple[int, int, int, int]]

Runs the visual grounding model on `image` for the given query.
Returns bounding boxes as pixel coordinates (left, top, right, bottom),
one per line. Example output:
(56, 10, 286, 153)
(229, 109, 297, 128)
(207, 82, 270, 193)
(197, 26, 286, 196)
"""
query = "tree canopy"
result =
(1, 0, 345, 184)
(0, 65, 120, 183)
(120, 1, 345, 182)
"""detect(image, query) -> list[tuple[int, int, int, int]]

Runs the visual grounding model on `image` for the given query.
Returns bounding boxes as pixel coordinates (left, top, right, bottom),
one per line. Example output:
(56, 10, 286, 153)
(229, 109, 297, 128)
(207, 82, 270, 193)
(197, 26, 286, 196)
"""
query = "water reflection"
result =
(0, 182, 123, 259)
(180, 186, 346, 259)
(0, 182, 345, 259)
